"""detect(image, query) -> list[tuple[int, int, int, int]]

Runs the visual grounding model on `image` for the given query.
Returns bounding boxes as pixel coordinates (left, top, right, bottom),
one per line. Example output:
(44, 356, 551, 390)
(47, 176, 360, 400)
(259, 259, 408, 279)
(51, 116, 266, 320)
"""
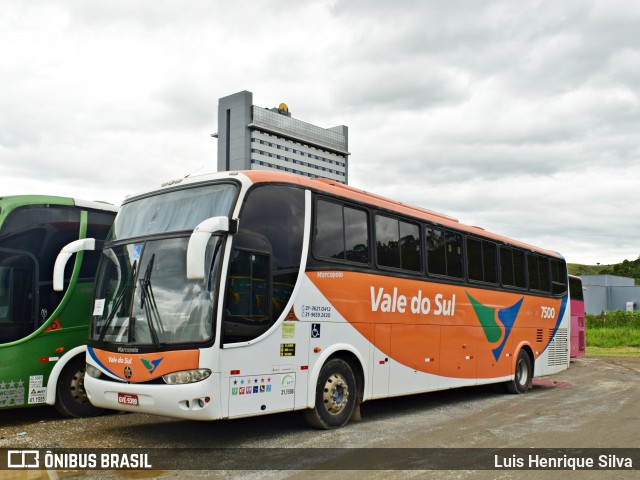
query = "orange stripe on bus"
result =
(307, 271, 563, 379)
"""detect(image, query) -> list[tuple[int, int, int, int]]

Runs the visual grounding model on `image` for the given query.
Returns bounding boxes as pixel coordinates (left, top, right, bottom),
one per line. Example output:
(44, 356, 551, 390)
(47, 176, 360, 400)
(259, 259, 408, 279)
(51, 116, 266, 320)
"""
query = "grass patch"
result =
(586, 327, 640, 348)
(586, 346, 640, 357)
(586, 311, 640, 329)
(585, 311, 640, 356)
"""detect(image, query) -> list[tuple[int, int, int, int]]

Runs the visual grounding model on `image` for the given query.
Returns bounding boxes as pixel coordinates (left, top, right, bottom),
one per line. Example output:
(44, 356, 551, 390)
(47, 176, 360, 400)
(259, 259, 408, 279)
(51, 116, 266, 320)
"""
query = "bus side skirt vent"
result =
(547, 328, 568, 367)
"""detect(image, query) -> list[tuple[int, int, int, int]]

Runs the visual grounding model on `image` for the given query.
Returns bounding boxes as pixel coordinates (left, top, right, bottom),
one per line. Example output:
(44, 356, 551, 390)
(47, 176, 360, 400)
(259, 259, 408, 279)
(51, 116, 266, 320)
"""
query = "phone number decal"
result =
(301, 305, 332, 319)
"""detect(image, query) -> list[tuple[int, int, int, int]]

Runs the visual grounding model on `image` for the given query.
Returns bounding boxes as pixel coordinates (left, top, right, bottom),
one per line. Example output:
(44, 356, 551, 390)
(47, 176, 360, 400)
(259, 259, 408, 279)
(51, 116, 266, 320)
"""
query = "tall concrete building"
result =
(214, 90, 349, 183)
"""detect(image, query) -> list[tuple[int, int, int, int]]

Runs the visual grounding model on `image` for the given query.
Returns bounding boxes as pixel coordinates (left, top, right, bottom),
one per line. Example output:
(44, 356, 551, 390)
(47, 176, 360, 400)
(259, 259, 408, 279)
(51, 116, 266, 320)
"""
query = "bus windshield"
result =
(92, 234, 225, 346)
(110, 182, 237, 241)
(91, 182, 238, 346)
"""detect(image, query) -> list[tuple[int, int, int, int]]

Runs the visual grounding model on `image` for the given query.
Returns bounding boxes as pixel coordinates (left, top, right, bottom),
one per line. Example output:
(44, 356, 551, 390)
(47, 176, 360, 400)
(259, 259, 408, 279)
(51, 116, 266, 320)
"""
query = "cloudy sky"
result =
(2, 0, 639, 265)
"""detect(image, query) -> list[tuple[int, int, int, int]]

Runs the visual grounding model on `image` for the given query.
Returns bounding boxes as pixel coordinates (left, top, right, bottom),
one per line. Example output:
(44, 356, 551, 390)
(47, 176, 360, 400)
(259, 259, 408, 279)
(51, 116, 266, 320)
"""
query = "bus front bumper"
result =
(84, 373, 223, 421)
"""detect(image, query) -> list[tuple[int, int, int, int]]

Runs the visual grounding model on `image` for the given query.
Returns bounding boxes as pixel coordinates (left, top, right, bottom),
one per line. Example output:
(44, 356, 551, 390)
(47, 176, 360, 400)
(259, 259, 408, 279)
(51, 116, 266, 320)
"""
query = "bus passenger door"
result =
(371, 324, 391, 398)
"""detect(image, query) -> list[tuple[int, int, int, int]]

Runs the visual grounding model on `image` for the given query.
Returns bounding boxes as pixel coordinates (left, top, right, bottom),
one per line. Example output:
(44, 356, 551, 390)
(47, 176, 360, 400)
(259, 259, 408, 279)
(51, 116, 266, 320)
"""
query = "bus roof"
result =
(0, 195, 118, 213)
(132, 170, 563, 260)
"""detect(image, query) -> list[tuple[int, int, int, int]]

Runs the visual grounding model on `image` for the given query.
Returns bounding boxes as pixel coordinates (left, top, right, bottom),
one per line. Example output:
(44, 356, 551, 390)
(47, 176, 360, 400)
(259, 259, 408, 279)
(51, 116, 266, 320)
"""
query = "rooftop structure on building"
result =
(213, 90, 349, 183)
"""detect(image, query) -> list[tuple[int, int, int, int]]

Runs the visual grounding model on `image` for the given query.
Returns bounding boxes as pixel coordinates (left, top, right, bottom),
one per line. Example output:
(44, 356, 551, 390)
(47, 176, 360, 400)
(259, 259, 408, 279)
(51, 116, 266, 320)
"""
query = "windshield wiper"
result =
(98, 260, 137, 343)
(139, 253, 166, 346)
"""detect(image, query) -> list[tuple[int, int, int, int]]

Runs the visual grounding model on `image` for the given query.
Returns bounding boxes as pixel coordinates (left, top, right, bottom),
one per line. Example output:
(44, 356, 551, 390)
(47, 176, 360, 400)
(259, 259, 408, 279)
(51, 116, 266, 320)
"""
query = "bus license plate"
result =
(118, 393, 139, 406)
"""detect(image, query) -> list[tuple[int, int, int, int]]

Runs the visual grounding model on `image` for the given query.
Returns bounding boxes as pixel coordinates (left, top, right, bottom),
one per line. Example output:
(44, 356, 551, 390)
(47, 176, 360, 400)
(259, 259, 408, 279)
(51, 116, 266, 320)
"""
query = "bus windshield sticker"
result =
(93, 299, 105, 316)
(131, 243, 143, 260)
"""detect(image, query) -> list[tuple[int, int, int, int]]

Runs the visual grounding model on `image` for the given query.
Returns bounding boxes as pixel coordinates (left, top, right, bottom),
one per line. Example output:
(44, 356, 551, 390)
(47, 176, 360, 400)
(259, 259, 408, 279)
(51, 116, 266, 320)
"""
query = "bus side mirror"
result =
(186, 217, 238, 280)
(53, 238, 96, 291)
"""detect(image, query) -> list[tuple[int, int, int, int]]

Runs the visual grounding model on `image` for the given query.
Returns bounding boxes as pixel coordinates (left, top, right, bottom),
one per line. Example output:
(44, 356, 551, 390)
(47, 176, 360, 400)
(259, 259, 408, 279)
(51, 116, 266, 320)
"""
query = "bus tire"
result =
(304, 358, 356, 429)
(506, 350, 532, 394)
(54, 356, 104, 418)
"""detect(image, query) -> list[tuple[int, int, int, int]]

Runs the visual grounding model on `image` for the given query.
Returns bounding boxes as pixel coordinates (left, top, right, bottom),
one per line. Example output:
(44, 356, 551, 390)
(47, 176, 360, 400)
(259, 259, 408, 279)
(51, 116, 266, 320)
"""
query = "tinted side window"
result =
(426, 227, 463, 278)
(375, 215, 420, 272)
(539, 257, 550, 292)
(467, 238, 483, 281)
(500, 247, 515, 286)
(528, 255, 550, 293)
(0, 205, 81, 342)
(426, 227, 446, 275)
(500, 247, 527, 289)
(528, 255, 540, 291)
(483, 242, 497, 283)
(467, 237, 497, 284)
(223, 186, 304, 343)
(376, 215, 400, 269)
(227, 251, 269, 319)
(446, 231, 464, 278)
(315, 200, 343, 259)
(314, 198, 369, 264)
(400, 221, 421, 272)
(344, 207, 369, 263)
(569, 276, 583, 301)
(551, 259, 567, 295)
(513, 249, 526, 288)
(79, 210, 116, 280)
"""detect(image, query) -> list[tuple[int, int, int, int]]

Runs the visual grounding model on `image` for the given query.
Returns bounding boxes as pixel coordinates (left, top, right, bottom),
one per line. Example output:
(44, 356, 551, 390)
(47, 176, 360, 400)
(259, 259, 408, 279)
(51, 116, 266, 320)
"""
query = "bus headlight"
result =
(86, 363, 102, 379)
(162, 369, 211, 385)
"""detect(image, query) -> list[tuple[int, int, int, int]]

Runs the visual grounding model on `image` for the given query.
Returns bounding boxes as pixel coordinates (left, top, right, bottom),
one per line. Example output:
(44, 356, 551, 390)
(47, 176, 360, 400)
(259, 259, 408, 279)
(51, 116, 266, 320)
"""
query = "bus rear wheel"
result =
(55, 356, 104, 418)
(506, 350, 532, 394)
(305, 358, 356, 429)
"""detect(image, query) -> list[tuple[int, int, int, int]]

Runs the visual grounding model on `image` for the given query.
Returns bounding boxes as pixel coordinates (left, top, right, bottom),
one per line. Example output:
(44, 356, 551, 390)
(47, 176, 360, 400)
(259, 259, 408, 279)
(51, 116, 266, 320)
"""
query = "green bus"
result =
(0, 195, 116, 417)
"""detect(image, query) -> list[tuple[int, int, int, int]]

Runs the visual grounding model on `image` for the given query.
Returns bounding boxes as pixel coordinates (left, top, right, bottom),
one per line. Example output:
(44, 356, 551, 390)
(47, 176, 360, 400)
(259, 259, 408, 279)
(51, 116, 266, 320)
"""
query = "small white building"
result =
(581, 274, 640, 313)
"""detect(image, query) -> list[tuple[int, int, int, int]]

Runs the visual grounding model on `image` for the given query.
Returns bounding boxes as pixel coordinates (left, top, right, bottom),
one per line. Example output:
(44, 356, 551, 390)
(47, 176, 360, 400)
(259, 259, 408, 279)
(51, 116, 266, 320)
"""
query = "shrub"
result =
(586, 327, 640, 348)
(586, 311, 640, 329)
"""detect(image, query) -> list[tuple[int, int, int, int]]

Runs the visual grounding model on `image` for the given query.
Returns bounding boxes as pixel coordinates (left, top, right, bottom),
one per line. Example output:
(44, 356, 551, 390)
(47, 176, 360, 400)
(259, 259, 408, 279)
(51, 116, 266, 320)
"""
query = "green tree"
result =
(612, 256, 640, 279)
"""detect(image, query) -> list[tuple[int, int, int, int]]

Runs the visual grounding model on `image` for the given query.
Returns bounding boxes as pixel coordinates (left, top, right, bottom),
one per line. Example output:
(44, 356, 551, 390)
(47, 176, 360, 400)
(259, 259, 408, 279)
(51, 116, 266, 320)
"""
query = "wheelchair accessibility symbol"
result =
(311, 323, 321, 338)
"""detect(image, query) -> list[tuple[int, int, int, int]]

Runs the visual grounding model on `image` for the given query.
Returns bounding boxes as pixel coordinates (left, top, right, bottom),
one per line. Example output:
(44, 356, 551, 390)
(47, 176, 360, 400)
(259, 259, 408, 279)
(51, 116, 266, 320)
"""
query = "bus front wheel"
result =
(55, 356, 104, 418)
(506, 350, 532, 394)
(305, 358, 356, 429)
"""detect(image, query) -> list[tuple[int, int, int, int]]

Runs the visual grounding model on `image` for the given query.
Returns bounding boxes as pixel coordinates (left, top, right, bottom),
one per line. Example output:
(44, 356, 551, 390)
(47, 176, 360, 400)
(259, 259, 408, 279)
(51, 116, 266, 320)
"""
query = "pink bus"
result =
(569, 275, 585, 358)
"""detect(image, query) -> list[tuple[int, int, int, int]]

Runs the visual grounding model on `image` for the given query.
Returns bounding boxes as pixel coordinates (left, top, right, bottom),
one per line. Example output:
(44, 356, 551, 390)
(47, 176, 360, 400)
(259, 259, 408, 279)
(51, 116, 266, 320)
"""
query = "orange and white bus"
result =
(60, 171, 569, 429)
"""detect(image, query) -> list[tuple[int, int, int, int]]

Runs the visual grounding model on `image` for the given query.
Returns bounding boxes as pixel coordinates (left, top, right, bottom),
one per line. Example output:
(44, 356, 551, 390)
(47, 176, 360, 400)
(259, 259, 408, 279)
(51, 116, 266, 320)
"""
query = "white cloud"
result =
(1, 0, 639, 265)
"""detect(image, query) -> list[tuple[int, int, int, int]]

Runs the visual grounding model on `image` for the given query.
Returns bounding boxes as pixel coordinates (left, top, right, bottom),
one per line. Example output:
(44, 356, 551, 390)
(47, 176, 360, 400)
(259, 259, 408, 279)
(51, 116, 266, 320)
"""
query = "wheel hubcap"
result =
(323, 373, 349, 415)
(70, 369, 90, 405)
(517, 359, 529, 386)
